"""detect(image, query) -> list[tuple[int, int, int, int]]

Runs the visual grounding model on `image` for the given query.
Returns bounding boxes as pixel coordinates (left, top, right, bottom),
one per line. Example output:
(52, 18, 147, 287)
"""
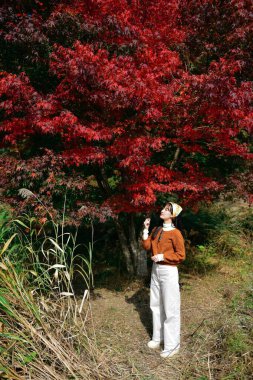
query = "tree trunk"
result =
(94, 168, 147, 276)
(135, 244, 148, 277)
(114, 219, 134, 275)
(128, 214, 148, 277)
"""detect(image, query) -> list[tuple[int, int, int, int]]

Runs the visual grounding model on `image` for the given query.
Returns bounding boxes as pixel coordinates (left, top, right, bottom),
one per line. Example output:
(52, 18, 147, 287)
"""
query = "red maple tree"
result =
(0, 0, 252, 274)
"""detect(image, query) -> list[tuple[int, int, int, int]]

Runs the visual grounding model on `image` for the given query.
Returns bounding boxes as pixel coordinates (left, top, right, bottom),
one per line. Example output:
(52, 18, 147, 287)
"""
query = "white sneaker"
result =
(160, 347, 179, 358)
(147, 340, 161, 349)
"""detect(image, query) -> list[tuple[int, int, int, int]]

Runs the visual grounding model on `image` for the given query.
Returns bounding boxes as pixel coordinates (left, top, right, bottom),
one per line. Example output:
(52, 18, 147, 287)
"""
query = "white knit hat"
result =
(169, 202, 183, 217)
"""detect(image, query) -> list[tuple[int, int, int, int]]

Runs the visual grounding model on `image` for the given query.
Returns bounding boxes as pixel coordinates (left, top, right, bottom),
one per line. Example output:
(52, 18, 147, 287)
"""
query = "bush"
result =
(182, 201, 252, 275)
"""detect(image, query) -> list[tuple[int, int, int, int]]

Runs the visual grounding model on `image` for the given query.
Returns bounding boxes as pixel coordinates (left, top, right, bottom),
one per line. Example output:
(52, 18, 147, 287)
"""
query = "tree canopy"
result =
(0, 0, 252, 221)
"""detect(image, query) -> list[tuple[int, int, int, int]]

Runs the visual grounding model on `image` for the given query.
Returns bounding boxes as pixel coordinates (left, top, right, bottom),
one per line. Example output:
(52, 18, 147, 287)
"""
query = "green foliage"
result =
(182, 244, 217, 275)
(182, 201, 252, 273)
(0, 204, 12, 241)
(226, 330, 250, 355)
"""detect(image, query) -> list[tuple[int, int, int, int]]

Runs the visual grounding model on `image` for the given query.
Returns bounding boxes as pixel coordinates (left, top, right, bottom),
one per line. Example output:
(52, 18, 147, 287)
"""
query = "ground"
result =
(86, 258, 251, 380)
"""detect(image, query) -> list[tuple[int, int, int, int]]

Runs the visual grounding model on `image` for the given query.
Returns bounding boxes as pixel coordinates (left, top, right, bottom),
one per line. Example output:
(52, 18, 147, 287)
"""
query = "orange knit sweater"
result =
(142, 227, 186, 266)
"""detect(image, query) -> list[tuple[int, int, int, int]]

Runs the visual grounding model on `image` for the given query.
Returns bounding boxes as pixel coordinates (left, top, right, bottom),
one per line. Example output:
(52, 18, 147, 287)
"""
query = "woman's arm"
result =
(142, 228, 152, 251)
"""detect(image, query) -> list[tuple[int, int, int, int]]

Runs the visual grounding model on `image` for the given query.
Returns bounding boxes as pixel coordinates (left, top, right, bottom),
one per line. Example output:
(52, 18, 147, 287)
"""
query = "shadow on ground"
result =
(125, 287, 152, 338)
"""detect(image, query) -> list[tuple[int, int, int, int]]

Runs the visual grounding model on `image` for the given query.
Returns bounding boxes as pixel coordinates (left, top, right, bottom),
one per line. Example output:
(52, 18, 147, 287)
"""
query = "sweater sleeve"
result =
(142, 227, 156, 251)
(163, 229, 185, 264)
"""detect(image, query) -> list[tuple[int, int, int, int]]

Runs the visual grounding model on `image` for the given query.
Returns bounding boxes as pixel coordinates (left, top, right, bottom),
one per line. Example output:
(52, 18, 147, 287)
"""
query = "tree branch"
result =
(170, 147, 180, 170)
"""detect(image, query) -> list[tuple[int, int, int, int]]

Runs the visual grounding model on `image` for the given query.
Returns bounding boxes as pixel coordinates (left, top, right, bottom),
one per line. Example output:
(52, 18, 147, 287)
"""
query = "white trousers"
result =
(150, 263, 180, 352)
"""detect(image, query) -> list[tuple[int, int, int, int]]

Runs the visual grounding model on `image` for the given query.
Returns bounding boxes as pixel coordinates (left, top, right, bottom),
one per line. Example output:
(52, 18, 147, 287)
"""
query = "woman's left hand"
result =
(151, 254, 164, 262)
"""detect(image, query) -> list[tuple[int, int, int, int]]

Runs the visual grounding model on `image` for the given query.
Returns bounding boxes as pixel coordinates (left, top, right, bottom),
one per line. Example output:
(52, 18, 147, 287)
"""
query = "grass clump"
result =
(0, 258, 114, 379)
(0, 195, 120, 379)
(226, 329, 250, 355)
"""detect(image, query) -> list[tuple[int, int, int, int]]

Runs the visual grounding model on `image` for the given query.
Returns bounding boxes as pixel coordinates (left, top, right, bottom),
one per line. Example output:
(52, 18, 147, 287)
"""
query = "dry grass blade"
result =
(0, 233, 18, 257)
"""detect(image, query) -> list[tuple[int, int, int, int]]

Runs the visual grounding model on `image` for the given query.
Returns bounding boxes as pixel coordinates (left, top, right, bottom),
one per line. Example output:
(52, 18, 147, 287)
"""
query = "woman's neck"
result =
(163, 219, 173, 226)
(163, 220, 175, 230)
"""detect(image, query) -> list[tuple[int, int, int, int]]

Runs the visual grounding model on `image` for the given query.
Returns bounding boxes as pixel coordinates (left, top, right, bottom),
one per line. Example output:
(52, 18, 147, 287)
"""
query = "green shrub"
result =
(186, 201, 252, 256)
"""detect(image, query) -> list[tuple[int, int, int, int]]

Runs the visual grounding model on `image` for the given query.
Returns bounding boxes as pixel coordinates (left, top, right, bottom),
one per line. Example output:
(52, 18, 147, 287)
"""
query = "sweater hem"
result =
(155, 262, 179, 266)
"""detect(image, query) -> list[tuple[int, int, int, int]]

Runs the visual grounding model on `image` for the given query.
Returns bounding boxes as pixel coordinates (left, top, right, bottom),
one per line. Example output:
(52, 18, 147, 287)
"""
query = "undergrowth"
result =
(0, 198, 252, 379)
(179, 201, 253, 379)
(182, 200, 252, 275)
(181, 258, 252, 380)
(0, 194, 120, 379)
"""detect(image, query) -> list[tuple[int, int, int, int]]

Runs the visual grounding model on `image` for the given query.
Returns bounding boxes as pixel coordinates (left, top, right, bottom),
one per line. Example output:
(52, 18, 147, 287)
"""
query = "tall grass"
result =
(0, 193, 118, 379)
(0, 256, 115, 379)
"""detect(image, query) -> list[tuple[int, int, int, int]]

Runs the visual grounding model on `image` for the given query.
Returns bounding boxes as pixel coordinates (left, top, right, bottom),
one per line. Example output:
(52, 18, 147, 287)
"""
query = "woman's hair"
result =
(166, 202, 173, 214)
(167, 202, 183, 231)
(173, 214, 183, 231)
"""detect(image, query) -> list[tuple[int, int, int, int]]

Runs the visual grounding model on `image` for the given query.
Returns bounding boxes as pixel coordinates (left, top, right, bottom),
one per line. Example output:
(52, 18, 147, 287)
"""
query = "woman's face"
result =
(160, 204, 173, 220)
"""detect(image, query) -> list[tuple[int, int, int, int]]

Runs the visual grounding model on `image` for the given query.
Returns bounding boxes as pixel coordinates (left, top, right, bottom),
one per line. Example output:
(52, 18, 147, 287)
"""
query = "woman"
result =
(142, 202, 185, 358)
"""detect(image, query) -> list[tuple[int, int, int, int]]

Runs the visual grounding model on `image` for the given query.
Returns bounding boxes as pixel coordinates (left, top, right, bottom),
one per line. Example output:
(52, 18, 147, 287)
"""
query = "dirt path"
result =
(88, 263, 241, 379)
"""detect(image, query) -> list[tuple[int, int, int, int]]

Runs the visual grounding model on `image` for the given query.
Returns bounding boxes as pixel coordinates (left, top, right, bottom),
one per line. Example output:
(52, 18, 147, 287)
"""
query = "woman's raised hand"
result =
(143, 218, 151, 230)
